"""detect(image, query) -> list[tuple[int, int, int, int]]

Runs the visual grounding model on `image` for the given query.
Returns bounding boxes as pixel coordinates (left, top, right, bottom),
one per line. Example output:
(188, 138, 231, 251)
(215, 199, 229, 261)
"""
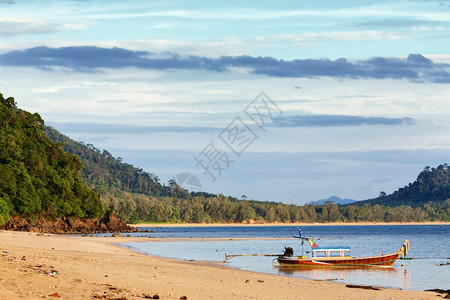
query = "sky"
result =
(1, 0, 450, 204)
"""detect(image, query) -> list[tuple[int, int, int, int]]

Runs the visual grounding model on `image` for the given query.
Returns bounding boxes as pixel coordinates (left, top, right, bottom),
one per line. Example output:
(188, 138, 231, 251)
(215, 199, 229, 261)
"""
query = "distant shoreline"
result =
(130, 221, 449, 228)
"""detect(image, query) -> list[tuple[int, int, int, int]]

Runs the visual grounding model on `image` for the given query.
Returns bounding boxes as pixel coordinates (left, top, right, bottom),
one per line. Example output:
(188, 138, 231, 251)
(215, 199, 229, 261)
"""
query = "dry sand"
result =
(0, 230, 441, 300)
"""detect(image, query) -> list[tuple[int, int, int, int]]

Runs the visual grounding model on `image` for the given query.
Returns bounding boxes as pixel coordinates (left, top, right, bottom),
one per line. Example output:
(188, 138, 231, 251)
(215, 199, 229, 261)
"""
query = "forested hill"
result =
(44, 126, 194, 198)
(2, 93, 448, 225)
(358, 164, 450, 207)
(0, 94, 103, 225)
(43, 122, 450, 223)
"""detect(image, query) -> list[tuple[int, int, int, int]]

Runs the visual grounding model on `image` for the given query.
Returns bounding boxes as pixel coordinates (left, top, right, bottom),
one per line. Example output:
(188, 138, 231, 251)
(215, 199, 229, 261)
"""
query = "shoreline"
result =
(0, 230, 442, 299)
(130, 221, 450, 228)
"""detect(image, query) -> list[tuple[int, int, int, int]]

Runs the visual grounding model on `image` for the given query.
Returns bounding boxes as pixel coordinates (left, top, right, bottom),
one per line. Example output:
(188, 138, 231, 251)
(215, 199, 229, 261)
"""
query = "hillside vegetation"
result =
(359, 165, 450, 207)
(1, 92, 448, 226)
(0, 94, 103, 225)
(46, 126, 449, 224)
(44, 126, 179, 198)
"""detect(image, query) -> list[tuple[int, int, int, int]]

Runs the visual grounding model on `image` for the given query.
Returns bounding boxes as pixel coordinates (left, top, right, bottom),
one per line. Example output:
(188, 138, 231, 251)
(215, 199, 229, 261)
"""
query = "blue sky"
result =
(1, 0, 450, 204)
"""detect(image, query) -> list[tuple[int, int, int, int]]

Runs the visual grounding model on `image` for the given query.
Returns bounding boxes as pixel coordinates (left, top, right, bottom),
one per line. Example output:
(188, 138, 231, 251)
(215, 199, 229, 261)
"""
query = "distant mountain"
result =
(3, 93, 448, 227)
(358, 164, 450, 207)
(308, 195, 356, 206)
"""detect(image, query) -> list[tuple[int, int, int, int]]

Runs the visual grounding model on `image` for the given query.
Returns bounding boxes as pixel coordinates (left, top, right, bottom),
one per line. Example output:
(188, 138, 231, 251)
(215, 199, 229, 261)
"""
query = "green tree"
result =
(0, 93, 103, 221)
(0, 197, 10, 225)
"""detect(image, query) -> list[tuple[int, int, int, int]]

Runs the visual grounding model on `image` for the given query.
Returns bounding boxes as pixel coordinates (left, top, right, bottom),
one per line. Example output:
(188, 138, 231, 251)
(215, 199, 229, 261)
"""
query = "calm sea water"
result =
(120, 225, 449, 291)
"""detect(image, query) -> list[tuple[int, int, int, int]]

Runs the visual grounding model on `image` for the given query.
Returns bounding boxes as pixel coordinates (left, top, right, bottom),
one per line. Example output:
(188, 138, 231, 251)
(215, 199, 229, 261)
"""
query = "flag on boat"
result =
(398, 239, 410, 259)
(399, 240, 409, 259)
(297, 227, 303, 238)
(308, 238, 319, 248)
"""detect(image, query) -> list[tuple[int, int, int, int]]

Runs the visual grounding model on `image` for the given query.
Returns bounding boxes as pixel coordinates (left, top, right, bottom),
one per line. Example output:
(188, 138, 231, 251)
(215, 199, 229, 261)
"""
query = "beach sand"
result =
(0, 230, 440, 300)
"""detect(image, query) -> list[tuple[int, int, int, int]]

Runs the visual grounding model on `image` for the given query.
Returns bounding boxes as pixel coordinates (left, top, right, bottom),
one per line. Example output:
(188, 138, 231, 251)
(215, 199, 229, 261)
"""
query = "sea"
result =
(117, 225, 449, 291)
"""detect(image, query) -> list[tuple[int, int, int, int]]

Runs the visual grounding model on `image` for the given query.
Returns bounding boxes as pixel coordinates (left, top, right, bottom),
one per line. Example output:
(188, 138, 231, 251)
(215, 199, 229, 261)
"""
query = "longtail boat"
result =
(276, 228, 410, 268)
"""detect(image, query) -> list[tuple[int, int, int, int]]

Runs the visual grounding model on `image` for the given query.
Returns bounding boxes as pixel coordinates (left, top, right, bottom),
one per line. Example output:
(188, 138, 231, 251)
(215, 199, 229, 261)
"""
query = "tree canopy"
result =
(359, 164, 450, 207)
(45, 124, 450, 224)
(0, 93, 103, 225)
(1, 92, 448, 226)
(44, 126, 189, 199)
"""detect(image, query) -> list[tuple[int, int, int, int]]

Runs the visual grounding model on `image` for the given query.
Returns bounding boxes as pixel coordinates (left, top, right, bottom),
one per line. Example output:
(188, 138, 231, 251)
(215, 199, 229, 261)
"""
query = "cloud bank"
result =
(272, 115, 415, 127)
(1, 46, 449, 82)
(50, 114, 414, 137)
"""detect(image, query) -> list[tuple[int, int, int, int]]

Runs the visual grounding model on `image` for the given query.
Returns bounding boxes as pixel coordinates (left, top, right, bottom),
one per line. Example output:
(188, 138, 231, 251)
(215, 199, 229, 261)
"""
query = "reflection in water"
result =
(123, 225, 448, 291)
(276, 263, 414, 289)
(402, 267, 411, 290)
(278, 265, 396, 276)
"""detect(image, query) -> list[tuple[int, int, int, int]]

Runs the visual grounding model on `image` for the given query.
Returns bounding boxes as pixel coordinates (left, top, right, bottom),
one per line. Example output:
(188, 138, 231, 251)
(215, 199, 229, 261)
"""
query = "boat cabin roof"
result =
(312, 246, 351, 257)
(313, 246, 350, 253)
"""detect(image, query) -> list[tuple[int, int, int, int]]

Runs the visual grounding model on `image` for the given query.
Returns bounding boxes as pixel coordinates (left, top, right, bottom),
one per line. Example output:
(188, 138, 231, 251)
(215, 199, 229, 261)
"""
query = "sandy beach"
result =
(0, 230, 441, 300)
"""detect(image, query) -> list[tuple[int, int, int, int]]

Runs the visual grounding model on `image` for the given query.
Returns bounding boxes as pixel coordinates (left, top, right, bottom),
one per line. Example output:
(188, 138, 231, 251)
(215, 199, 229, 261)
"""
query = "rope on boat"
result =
(224, 253, 282, 260)
(224, 246, 294, 261)
(272, 258, 280, 267)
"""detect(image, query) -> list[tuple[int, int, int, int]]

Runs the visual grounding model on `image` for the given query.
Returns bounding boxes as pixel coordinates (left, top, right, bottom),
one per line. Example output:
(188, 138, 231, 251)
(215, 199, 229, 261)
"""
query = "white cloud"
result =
(1, 0, 449, 204)
(0, 17, 86, 37)
(101, 4, 450, 22)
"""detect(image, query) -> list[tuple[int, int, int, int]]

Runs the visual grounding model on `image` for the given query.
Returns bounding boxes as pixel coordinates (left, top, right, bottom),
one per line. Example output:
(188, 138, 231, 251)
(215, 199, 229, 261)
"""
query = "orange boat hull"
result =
(277, 252, 400, 267)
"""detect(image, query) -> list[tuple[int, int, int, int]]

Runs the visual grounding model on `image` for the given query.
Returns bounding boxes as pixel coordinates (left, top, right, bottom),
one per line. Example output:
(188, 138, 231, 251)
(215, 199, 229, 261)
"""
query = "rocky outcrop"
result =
(0, 212, 136, 234)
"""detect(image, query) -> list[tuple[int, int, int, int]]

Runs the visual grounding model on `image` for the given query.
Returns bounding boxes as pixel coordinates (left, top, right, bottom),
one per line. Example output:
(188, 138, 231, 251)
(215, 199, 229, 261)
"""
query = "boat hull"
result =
(277, 252, 400, 267)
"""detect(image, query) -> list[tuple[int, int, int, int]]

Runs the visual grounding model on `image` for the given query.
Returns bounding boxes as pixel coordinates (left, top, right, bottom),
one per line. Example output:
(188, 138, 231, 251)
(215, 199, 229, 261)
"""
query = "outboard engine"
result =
(282, 246, 294, 257)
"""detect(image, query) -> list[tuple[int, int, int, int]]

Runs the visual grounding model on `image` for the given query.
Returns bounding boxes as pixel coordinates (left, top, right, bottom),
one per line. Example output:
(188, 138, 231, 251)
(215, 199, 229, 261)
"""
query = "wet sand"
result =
(0, 230, 440, 299)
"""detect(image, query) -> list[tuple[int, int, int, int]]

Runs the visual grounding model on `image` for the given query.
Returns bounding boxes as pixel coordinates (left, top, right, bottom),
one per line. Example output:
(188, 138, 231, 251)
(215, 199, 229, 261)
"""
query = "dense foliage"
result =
(0, 94, 103, 224)
(101, 193, 449, 224)
(359, 165, 450, 207)
(45, 124, 450, 224)
(5, 92, 447, 226)
(44, 126, 187, 198)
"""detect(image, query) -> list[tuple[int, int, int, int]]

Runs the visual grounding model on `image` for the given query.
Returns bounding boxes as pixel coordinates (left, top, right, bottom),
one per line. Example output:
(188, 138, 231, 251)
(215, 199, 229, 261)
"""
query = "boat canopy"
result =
(312, 246, 351, 258)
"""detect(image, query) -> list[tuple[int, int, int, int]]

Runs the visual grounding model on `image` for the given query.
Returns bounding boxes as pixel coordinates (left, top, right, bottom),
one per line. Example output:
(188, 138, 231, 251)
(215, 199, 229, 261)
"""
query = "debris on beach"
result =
(142, 293, 160, 299)
(326, 278, 344, 281)
(346, 284, 381, 291)
(48, 292, 61, 298)
(27, 264, 59, 277)
(425, 288, 450, 298)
